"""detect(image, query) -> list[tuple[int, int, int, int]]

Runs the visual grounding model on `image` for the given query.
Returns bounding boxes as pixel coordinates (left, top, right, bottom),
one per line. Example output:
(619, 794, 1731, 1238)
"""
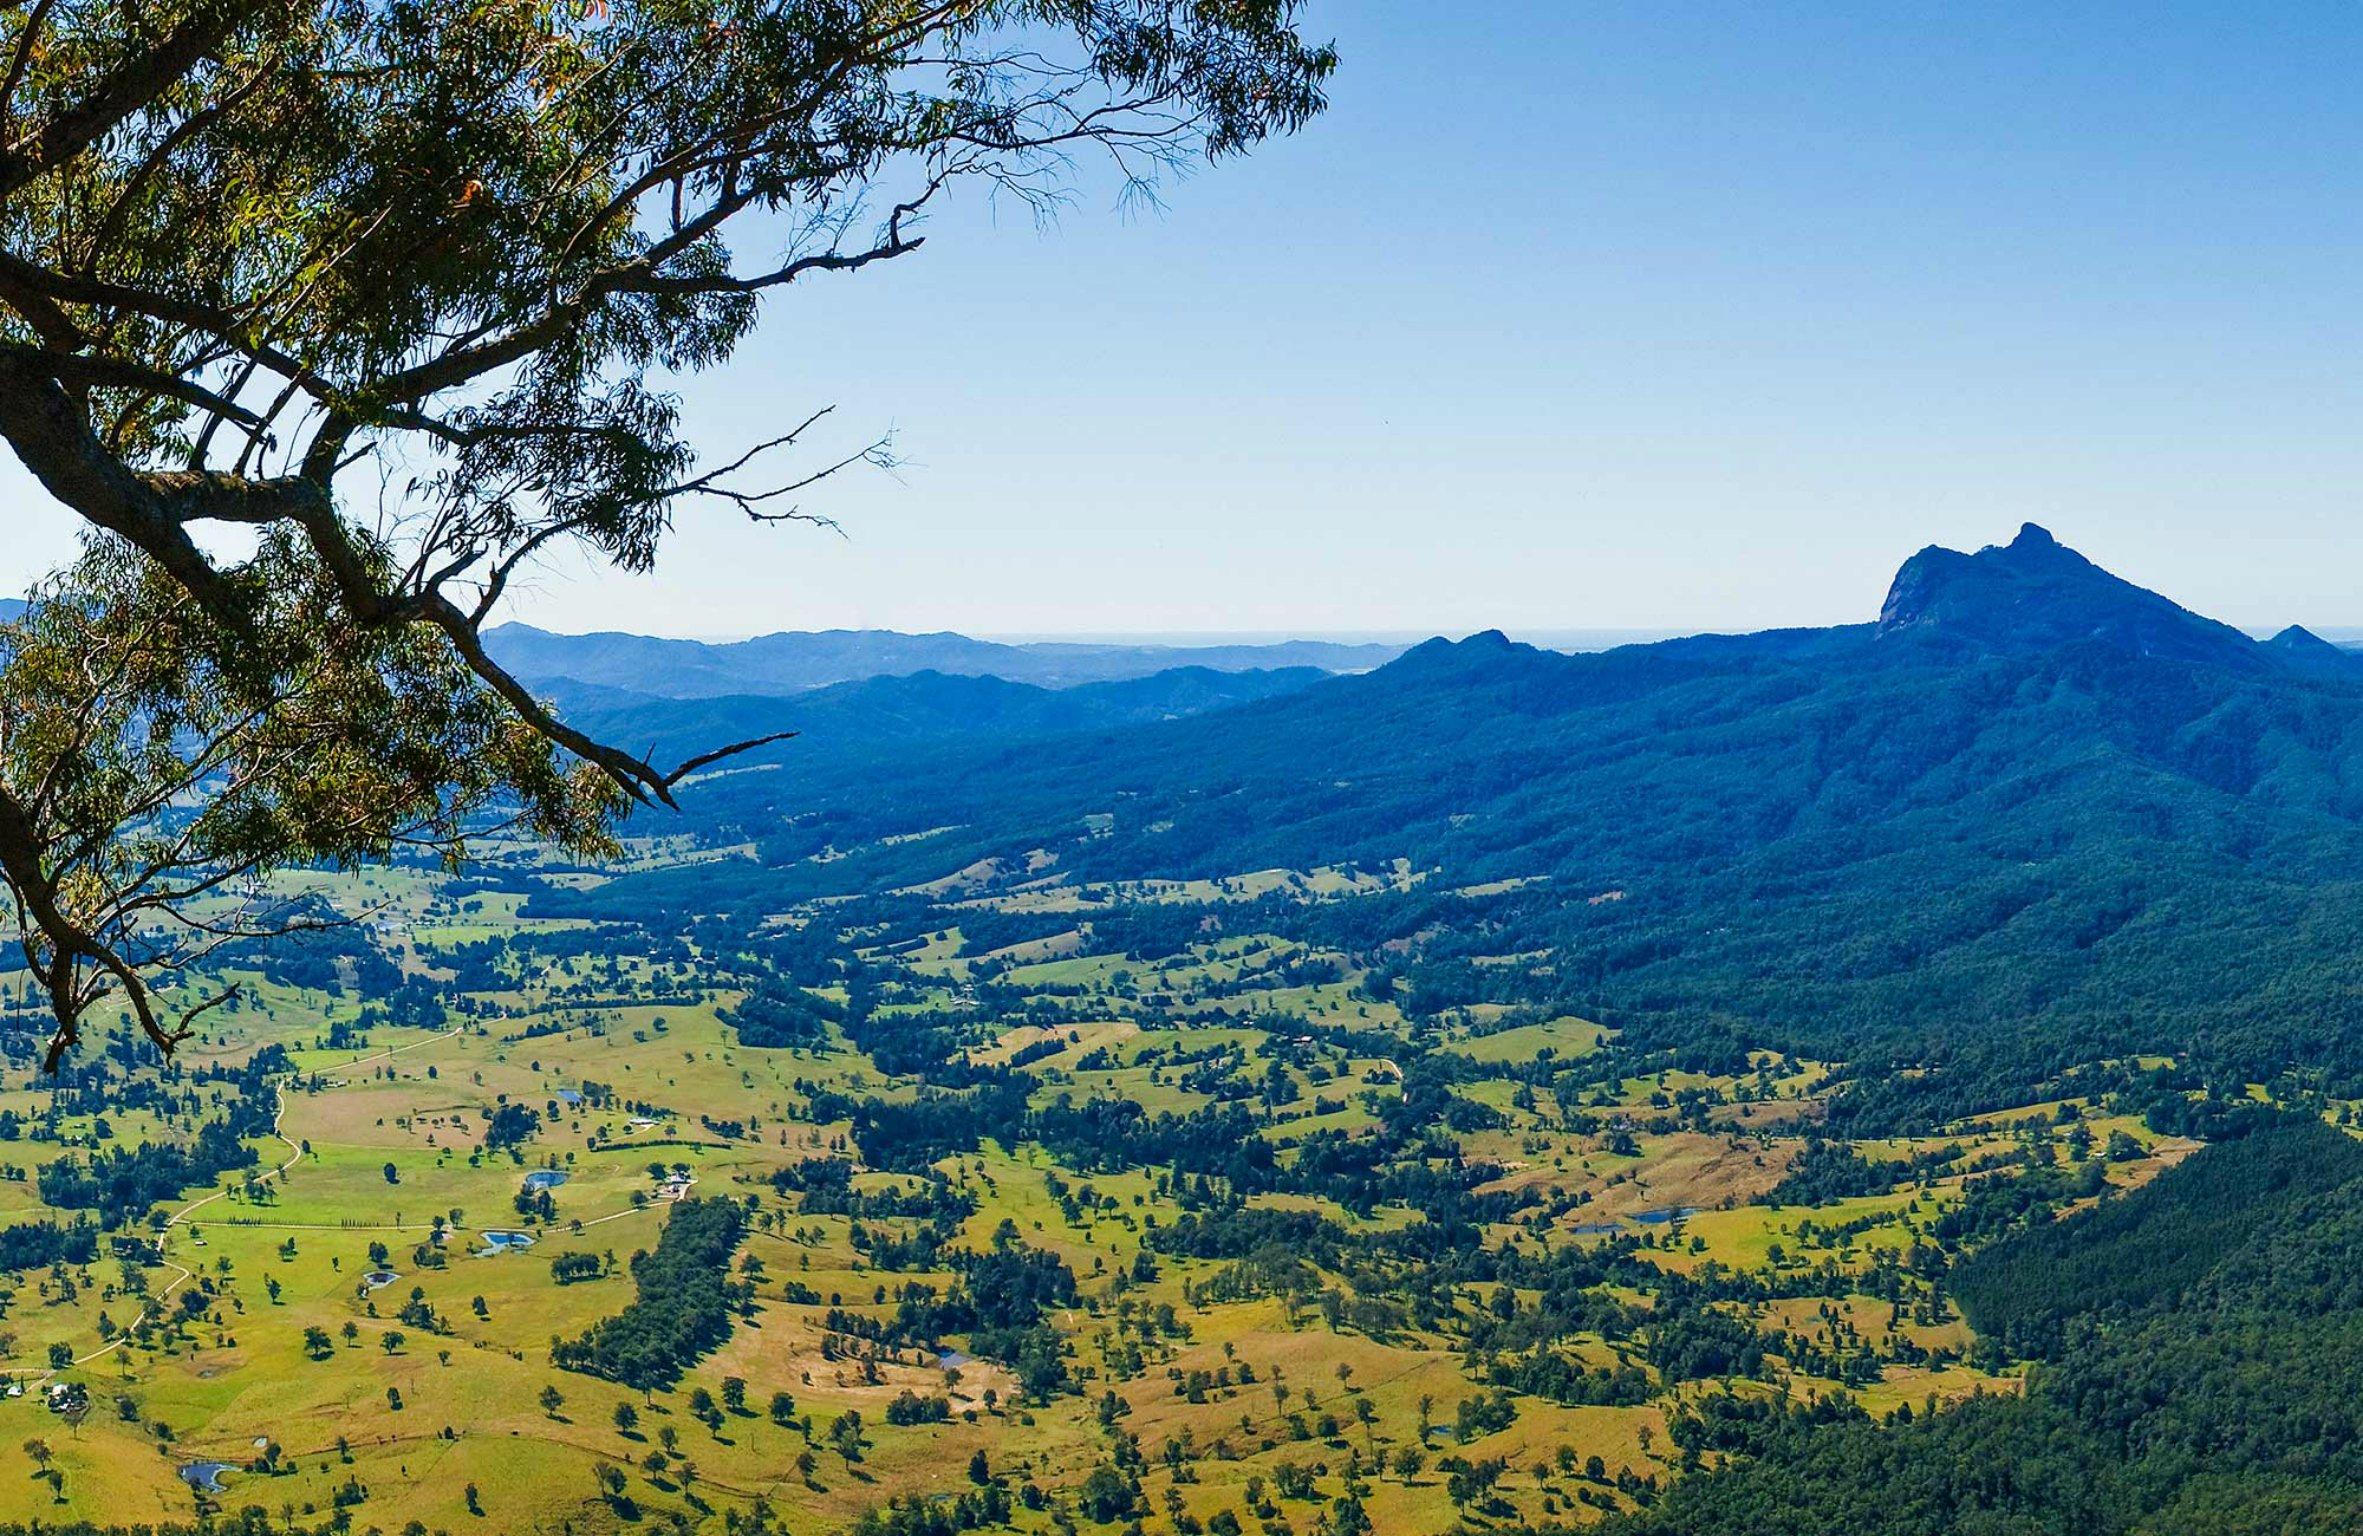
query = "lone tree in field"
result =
(0, 1, 1333, 1065)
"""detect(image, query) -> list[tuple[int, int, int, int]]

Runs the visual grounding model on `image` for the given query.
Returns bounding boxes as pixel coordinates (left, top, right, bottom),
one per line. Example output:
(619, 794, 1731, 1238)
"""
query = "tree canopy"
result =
(0, 0, 1333, 1062)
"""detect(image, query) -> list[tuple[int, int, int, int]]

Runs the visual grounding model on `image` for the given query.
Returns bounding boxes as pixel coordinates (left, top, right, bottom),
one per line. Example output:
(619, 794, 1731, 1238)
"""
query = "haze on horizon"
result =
(7, 1, 2363, 640)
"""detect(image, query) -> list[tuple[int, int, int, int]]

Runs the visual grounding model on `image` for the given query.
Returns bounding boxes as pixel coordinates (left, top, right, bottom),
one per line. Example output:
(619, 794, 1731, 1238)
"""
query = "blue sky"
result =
(10, 2, 2363, 639)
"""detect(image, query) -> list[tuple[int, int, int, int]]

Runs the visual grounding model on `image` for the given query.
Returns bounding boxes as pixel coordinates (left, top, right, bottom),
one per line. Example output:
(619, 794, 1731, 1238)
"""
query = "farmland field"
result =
(0, 834, 2199, 1536)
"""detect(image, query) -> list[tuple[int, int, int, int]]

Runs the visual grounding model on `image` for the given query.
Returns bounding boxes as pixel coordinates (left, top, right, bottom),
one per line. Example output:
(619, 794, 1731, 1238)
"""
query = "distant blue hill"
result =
(543, 664, 1331, 772)
(485, 622, 1403, 696)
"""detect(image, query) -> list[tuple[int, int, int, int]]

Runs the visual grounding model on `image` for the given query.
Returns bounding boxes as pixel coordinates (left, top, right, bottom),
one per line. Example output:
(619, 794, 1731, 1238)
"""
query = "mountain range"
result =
(541, 665, 1332, 773)
(484, 621, 1404, 697)
(536, 524, 2363, 1130)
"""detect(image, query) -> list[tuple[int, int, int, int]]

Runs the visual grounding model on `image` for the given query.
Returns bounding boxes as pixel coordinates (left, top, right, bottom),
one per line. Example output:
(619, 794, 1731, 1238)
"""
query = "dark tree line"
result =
(552, 1197, 748, 1390)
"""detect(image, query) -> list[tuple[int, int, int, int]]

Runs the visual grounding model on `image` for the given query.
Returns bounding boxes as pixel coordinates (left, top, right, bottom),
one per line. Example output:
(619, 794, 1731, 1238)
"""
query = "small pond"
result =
(1631, 1207, 1701, 1225)
(362, 1270, 400, 1289)
(479, 1229, 537, 1252)
(180, 1462, 238, 1494)
(521, 1170, 570, 1193)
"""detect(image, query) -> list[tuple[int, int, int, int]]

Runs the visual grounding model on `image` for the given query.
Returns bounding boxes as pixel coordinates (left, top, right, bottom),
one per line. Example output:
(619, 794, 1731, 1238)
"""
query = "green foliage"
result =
(551, 1196, 746, 1390)
(0, 0, 1333, 1061)
(1, 540, 612, 1061)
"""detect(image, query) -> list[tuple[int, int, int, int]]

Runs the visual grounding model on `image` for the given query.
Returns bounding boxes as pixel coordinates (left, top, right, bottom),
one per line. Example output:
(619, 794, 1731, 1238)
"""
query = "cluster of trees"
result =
(845, 1483, 1016, 1536)
(1758, 1138, 1959, 1206)
(38, 1051, 286, 1226)
(0, 1221, 97, 1271)
(481, 1103, 541, 1155)
(773, 1159, 977, 1224)
(349, 979, 446, 1033)
(551, 1198, 748, 1390)
(549, 1252, 605, 1286)
(721, 980, 844, 1049)
(880, 1233, 1079, 1401)
(227, 915, 404, 998)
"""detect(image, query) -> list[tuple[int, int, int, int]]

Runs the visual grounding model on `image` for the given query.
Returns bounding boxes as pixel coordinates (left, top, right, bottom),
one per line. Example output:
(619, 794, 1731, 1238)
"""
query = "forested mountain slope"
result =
(556, 525, 2363, 1124)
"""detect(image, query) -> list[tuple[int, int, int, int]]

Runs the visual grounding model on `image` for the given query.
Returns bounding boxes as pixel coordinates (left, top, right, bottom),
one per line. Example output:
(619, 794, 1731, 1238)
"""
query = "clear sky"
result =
(9, 2, 2363, 639)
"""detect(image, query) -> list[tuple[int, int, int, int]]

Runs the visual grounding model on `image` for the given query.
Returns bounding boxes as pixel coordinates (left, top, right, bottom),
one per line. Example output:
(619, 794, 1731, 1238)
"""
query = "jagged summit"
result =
(1877, 523, 2268, 671)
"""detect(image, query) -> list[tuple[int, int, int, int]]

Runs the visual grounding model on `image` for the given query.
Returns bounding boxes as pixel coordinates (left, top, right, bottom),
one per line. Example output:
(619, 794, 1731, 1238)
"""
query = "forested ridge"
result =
(1600, 1120, 2363, 1535)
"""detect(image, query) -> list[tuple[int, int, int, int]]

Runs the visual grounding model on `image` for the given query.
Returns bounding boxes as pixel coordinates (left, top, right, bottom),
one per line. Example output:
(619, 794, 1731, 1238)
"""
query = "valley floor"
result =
(0, 852, 2286, 1536)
